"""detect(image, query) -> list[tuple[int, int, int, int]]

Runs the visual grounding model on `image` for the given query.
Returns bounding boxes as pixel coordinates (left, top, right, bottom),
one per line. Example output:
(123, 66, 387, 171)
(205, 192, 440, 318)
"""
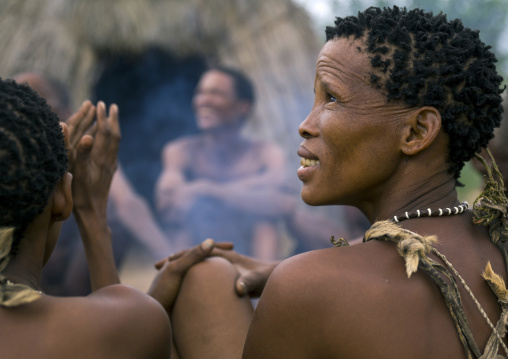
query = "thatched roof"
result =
(0, 0, 321, 147)
(0, 0, 325, 205)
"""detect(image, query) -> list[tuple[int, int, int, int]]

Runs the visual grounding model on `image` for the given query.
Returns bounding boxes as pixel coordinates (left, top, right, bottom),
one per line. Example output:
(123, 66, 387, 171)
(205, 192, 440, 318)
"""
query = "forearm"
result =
(223, 169, 286, 191)
(116, 197, 172, 257)
(211, 185, 296, 216)
(74, 209, 120, 290)
(157, 179, 218, 223)
(252, 222, 280, 261)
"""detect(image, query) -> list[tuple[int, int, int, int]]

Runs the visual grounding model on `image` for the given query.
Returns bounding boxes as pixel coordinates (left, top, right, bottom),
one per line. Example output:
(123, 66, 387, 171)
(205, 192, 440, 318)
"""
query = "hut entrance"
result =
(93, 48, 207, 209)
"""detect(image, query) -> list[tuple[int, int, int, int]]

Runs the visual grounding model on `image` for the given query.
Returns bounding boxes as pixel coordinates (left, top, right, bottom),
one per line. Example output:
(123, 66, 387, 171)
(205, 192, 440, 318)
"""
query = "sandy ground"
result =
(119, 245, 160, 292)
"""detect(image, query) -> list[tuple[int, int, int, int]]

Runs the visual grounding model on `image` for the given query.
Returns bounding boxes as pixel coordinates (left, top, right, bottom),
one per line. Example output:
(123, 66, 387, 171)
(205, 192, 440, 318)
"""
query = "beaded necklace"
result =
(391, 201, 469, 223)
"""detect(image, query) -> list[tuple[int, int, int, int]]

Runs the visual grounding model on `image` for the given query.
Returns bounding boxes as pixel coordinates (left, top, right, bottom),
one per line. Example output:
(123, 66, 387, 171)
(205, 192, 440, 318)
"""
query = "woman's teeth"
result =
(300, 158, 320, 167)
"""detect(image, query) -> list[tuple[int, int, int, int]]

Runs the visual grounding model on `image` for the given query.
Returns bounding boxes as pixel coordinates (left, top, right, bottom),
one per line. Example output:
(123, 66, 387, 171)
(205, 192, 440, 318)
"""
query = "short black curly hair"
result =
(0, 78, 68, 256)
(326, 6, 505, 182)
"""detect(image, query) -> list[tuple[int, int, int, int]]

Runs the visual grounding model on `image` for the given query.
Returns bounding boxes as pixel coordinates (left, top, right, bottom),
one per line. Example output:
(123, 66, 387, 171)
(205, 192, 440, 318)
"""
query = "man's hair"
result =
(211, 66, 256, 105)
(0, 78, 68, 256)
(325, 6, 505, 182)
(13, 72, 72, 121)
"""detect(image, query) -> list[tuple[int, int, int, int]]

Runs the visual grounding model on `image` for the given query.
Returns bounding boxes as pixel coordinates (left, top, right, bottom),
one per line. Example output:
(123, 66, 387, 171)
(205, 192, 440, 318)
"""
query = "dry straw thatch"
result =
(0, 0, 322, 165)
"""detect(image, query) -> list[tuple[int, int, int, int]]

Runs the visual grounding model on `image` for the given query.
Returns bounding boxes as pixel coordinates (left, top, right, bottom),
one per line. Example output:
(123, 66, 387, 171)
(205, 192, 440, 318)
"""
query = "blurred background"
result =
(2, 0, 506, 291)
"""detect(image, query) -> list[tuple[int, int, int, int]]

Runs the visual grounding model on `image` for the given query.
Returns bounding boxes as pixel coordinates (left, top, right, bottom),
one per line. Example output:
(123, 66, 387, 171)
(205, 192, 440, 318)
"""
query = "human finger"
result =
(60, 122, 74, 171)
(73, 135, 93, 180)
(234, 272, 258, 297)
(94, 101, 120, 162)
(60, 122, 69, 149)
(86, 122, 98, 138)
(155, 241, 233, 268)
(67, 101, 96, 147)
(208, 246, 243, 263)
(107, 103, 121, 137)
(164, 238, 215, 276)
(66, 100, 92, 127)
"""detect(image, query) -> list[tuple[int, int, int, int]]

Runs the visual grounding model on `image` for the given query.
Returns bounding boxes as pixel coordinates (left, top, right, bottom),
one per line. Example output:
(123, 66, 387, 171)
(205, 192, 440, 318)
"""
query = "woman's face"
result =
(297, 38, 408, 208)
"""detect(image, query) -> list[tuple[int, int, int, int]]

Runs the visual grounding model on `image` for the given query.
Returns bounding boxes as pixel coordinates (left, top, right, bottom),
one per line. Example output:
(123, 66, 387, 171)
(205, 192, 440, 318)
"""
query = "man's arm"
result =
(155, 139, 295, 222)
(227, 143, 296, 216)
(196, 142, 296, 217)
(155, 140, 193, 223)
(109, 165, 172, 258)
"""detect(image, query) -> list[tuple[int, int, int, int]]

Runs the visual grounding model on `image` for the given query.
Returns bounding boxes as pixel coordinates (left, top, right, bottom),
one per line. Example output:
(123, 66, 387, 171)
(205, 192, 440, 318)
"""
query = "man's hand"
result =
(158, 180, 221, 222)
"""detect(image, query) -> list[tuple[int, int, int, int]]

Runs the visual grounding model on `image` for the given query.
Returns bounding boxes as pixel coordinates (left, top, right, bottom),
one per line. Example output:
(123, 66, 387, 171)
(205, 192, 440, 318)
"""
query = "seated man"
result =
(155, 66, 295, 260)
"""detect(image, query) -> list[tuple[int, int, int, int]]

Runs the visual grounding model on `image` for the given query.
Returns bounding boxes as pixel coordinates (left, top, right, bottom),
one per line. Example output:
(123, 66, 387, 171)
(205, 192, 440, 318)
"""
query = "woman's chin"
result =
(300, 190, 325, 207)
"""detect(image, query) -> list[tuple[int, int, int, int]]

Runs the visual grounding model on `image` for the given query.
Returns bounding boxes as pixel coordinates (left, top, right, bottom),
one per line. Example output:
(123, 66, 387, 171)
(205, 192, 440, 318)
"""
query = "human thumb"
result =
(235, 274, 258, 297)
(235, 279, 248, 296)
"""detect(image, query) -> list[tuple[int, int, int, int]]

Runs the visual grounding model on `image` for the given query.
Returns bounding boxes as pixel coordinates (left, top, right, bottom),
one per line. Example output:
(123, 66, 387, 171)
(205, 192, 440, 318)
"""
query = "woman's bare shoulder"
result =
(244, 242, 451, 358)
(244, 246, 384, 357)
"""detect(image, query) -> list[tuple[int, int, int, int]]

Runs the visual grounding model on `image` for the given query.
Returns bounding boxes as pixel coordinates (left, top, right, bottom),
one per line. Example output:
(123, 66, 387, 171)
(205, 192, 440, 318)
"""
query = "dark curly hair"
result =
(0, 78, 68, 256)
(325, 6, 505, 182)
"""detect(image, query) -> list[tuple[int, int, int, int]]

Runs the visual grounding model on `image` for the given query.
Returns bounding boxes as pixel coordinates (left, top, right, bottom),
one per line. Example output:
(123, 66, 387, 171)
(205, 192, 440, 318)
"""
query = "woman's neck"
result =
(362, 171, 460, 224)
(3, 256, 42, 291)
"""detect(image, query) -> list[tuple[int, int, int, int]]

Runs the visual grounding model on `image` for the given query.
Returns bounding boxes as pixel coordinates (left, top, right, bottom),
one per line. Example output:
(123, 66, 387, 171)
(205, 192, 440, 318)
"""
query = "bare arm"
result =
(155, 140, 192, 223)
(157, 141, 295, 218)
(69, 101, 121, 290)
(206, 143, 295, 215)
(109, 165, 172, 258)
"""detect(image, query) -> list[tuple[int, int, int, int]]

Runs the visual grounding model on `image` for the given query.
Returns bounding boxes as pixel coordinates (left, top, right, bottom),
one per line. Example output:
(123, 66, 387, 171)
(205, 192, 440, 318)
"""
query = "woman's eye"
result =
(328, 94, 337, 102)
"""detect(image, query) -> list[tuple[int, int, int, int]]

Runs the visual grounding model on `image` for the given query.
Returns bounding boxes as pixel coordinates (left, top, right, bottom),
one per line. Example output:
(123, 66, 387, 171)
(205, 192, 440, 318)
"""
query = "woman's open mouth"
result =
(300, 158, 320, 168)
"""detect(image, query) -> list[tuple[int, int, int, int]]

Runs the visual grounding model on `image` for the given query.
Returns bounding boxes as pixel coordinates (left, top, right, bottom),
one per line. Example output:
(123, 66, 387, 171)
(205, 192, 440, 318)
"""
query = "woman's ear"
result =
(50, 172, 73, 222)
(400, 107, 442, 156)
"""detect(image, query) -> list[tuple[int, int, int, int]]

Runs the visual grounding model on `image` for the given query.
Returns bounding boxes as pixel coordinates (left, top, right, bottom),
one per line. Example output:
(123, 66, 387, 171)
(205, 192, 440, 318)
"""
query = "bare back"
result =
(0, 285, 171, 359)
(244, 213, 507, 358)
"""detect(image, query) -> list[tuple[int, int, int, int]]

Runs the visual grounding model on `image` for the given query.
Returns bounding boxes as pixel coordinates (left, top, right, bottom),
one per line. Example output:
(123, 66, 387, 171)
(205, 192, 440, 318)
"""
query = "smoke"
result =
(93, 47, 207, 208)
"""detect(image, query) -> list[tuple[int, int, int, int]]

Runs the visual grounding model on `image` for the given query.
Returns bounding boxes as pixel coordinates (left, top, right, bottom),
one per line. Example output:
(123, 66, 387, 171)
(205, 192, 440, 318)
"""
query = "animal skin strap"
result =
(0, 227, 41, 307)
(360, 149, 508, 359)
(364, 220, 508, 359)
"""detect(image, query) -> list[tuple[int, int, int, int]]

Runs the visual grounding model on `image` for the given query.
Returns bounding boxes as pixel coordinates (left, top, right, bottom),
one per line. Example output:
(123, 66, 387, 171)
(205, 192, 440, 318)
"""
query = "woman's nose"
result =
(298, 110, 318, 139)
